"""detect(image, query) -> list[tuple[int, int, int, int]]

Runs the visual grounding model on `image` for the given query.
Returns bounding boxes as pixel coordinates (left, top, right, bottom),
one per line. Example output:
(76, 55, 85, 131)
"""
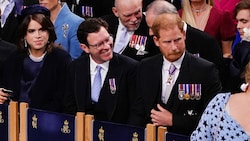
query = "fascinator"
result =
(21, 4, 50, 18)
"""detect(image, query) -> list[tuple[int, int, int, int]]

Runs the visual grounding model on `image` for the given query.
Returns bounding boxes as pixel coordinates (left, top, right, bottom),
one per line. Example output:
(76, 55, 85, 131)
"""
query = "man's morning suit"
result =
(129, 51, 222, 136)
(102, 14, 160, 61)
(66, 53, 138, 124)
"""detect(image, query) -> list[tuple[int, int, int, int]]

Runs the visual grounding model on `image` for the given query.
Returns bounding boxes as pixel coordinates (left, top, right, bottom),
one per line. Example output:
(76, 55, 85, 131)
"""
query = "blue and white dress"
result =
(191, 93, 250, 141)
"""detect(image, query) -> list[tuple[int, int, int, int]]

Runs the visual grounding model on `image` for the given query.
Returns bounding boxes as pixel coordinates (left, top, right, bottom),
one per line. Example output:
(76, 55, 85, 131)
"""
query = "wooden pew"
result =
(19, 102, 85, 141)
(0, 101, 18, 141)
(84, 114, 156, 141)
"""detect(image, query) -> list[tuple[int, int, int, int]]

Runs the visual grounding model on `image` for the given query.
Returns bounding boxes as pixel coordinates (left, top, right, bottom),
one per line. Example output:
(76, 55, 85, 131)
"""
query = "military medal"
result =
(190, 84, 195, 100)
(178, 84, 184, 100)
(129, 35, 148, 55)
(109, 78, 116, 94)
(195, 84, 201, 100)
(82, 6, 93, 17)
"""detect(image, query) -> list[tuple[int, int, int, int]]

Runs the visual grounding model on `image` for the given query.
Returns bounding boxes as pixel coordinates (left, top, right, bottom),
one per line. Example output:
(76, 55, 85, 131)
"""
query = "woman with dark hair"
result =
(0, 5, 71, 113)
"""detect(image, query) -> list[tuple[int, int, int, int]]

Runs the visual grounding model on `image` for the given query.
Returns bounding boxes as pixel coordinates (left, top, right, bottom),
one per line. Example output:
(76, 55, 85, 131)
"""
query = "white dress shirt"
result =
(161, 52, 184, 103)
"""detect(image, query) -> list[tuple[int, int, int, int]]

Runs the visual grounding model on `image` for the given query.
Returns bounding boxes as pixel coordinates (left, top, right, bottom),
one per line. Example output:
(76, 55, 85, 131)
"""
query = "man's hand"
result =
(150, 104, 173, 126)
(0, 88, 9, 104)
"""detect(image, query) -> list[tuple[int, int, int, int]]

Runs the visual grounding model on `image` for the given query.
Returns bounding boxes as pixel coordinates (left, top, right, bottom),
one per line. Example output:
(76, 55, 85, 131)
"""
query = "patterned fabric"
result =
(191, 93, 250, 141)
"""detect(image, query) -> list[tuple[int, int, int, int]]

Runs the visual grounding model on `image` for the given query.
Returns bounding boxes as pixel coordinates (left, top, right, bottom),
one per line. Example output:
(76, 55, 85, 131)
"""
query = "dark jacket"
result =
(65, 53, 138, 124)
(0, 48, 71, 112)
(129, 51, 222, 136)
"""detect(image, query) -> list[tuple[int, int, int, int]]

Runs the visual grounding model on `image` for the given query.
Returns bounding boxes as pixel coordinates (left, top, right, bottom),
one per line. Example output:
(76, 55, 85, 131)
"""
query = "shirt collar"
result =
(89, 55, 109, 72)
(163, 52, 185, 71)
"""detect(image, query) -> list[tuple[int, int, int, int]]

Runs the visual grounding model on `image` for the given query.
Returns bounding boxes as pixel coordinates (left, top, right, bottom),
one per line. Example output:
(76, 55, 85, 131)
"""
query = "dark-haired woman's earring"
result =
(24, 39, 27, 48)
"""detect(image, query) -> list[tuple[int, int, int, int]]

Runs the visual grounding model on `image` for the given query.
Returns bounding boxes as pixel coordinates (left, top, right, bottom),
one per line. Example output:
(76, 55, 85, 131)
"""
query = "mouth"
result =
(100, 48, 112, 55)
(39, 3, 47, 7)
(34, 41, 43, 45)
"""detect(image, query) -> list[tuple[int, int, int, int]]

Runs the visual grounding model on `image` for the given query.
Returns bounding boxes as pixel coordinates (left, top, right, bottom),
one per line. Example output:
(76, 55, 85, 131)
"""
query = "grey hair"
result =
(146, 0, 178, 15)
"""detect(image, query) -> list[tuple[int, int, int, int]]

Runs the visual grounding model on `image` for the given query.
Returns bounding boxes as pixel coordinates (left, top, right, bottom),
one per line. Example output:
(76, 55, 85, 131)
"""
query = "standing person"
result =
(128, 13, 222, 136)
(101, 0, 160, 61)
(0, 5, 71, 113)
(229, 0, 250, 93)
(64, 18, 138, 123)
(191, 61, 250, 140)
(145, 0, 225, 91)
(39, 0, 84, 60)
(180, 0, 236, 59)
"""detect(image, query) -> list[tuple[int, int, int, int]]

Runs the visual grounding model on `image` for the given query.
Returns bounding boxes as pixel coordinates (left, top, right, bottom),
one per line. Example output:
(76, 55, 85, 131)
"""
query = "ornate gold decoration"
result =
(0, 111, 4, 123)
(98, 126, 104, 141)
(61, 120, 71, 134)
(132, 132, 139, 141)
(32, 114, 38, 129)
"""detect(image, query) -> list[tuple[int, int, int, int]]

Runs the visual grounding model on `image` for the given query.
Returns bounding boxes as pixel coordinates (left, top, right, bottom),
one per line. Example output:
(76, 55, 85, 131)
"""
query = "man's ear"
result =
(80, 44, 90, 53)
(153, 36, 160, 47)
(112, 7, 119, 17)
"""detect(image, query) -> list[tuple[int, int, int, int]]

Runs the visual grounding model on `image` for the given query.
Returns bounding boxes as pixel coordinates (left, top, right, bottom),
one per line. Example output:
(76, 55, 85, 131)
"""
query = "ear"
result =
(112, 7, 119, 17)
(80, 44, 90, 53)
(153, 36, 160, 47)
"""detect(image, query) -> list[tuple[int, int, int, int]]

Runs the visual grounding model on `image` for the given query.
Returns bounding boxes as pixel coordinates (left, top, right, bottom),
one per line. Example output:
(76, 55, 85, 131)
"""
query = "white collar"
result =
(89, 55, 109, 72)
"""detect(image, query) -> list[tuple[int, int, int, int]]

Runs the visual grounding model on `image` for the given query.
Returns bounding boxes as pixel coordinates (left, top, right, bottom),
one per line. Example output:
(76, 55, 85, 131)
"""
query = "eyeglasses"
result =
(88, 35, 113, 49)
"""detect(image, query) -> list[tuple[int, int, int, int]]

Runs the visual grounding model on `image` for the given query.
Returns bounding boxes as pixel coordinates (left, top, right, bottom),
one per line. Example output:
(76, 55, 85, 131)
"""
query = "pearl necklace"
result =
(191, 5, 208, 16)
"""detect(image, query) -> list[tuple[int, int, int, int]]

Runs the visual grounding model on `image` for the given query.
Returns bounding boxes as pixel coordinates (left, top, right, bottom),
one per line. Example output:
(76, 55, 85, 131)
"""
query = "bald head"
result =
(114, 0, 142, 9)
(112, 0, 143, 31)
(146, 0, 178, 35)
(146, 0, 178, 16)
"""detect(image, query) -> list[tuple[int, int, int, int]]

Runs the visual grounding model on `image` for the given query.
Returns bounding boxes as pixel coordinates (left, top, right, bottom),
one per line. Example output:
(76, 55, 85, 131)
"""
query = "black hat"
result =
(21, 4, 50, 18)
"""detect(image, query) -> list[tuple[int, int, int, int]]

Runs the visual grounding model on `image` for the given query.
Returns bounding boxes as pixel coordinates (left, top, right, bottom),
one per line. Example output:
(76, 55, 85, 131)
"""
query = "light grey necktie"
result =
(91, 65, 102, 102)
(163, 63, 177, 104)
(113, 28, 128, 53)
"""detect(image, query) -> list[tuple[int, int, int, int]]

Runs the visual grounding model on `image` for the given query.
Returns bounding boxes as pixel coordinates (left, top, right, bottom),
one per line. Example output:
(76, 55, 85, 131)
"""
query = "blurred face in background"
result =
(112, 0, 143, 31)
(145, 10, 156, 36)
(39, 0, 58, 11)
(236, 9, 250, 39)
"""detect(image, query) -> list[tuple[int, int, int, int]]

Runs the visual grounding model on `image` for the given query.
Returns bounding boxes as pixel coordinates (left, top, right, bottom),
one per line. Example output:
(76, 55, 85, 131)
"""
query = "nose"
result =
(35, 31, 42, 38)
(170, 41, 178, 50)
(130, 14, 138, 22)
(237, 22, 243, 30)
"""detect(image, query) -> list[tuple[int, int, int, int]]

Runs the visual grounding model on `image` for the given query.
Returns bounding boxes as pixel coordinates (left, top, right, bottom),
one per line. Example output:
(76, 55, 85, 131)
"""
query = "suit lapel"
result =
(75, 56, 92, 110)
(166, 52, 191, 109)
(98, 53, 122, 120)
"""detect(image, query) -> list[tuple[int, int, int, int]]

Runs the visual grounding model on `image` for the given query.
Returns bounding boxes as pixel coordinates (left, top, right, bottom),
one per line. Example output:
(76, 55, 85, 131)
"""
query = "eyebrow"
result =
(123, 9, 141, 17)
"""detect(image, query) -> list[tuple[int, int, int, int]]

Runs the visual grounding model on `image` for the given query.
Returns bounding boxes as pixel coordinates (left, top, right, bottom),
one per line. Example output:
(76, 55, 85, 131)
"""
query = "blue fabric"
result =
(19, 56, 44, 103)
(0, 104, 8, 141)
(27, 108, 75, 141)
(91, 65, 102, 102)
(93, 120, 145, 141)
(232, 30, 241, 54)
(191, 93, 250, 140)
(54, 3, 84, 60)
